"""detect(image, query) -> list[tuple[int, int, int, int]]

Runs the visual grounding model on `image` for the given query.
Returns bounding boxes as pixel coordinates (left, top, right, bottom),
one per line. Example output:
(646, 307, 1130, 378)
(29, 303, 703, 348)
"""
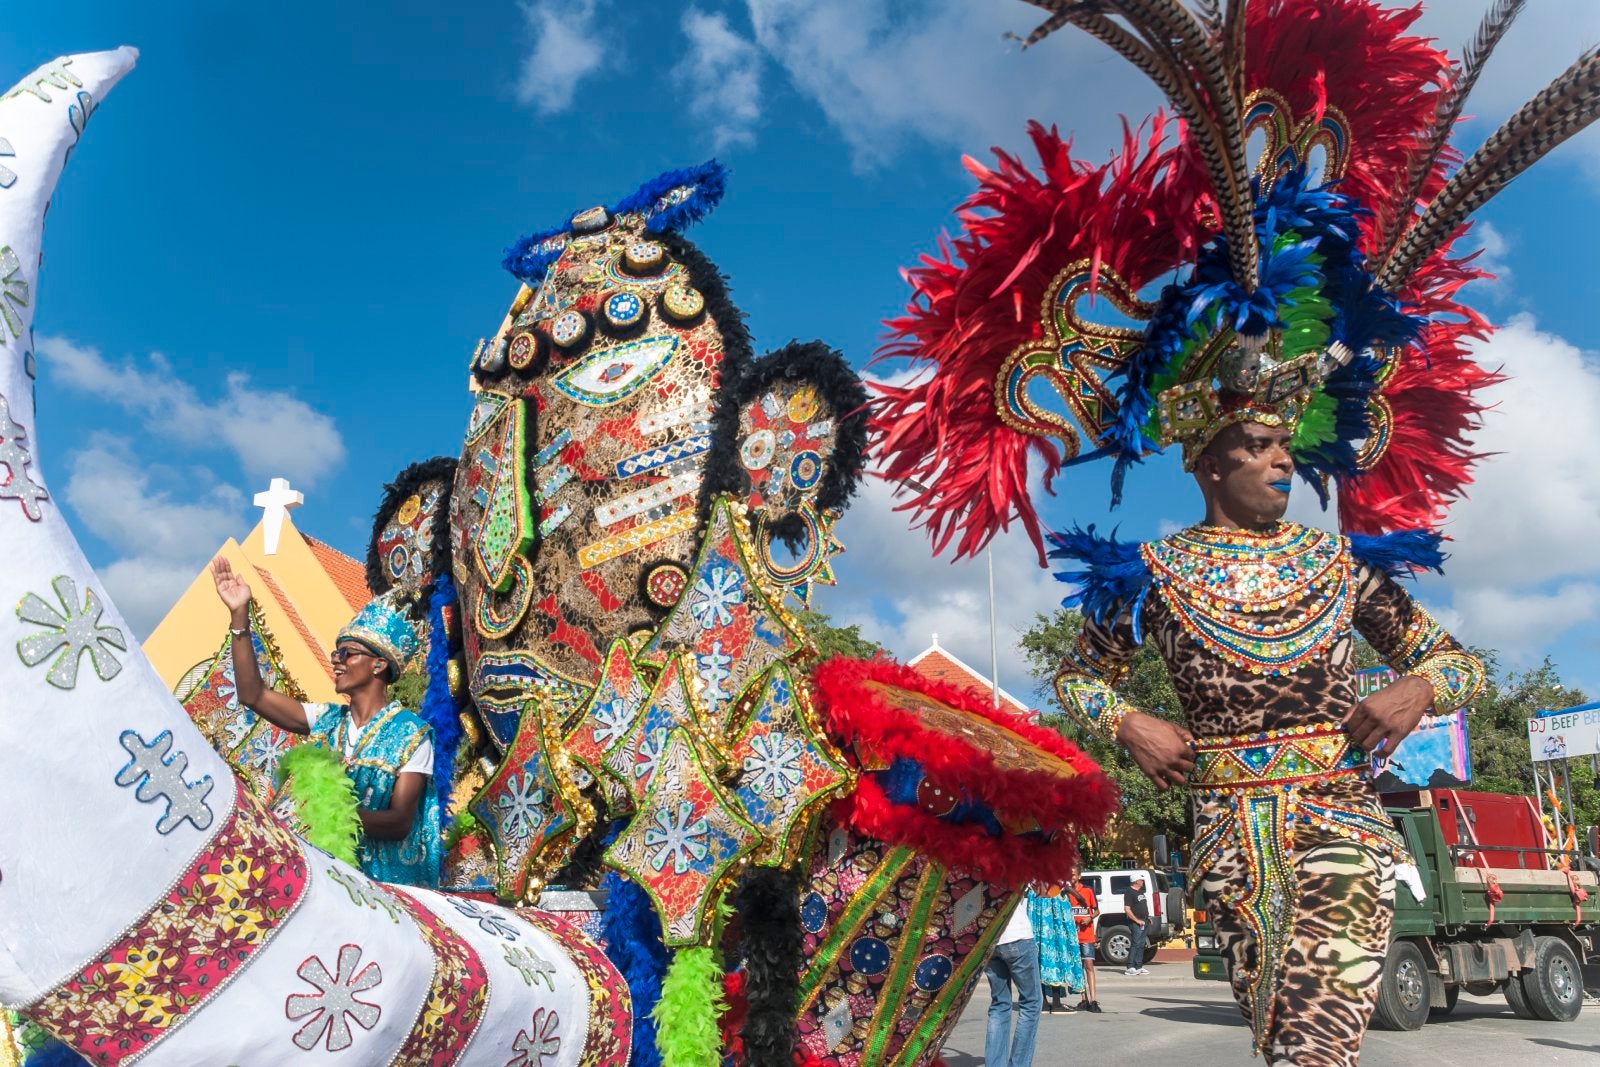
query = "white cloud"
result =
(675, 9, 764, 150)
(37, 335, 345, 488)
(1449, 583, 1600, 663)
(514, 0, 607, 115)
(1440, 315, 1600, 590)
(62, 436, 246, 637)
(742, 0, 1159, 169)
(812, 475, 1065, 701)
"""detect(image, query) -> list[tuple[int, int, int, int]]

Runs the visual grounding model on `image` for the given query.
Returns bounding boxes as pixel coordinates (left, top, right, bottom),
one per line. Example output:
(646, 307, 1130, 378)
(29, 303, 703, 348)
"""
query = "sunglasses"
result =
(330, 647, 376, 664)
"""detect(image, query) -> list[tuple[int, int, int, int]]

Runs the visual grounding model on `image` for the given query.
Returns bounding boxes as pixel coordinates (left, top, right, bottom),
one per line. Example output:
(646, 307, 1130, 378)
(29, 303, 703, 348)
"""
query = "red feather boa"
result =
(811, 656, 1117, 889)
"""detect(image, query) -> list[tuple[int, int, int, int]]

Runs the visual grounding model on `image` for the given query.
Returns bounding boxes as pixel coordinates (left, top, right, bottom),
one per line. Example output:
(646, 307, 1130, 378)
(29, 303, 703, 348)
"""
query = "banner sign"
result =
(1527, 703, 1600, 763)
(1358, 667, 1472, 787)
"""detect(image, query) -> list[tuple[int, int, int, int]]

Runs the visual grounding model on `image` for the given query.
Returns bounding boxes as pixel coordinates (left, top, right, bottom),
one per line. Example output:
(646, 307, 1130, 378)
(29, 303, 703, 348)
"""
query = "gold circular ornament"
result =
(624, 241, 666, 274)
(549, 310, 589, 350)
(570, 205, 611, 233)
(661, 283, 705, 323)
(396, 494, 421, 526)
(508, 330, 540, 371)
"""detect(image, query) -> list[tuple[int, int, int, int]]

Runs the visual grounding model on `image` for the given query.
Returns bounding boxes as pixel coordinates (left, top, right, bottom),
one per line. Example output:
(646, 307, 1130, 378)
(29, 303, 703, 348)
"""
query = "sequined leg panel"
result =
(1205, 842, 1393, 1067)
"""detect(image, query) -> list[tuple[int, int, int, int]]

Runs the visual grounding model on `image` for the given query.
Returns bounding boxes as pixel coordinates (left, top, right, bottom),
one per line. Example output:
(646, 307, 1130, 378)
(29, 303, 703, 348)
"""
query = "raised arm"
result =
(211, 557, 311, 735)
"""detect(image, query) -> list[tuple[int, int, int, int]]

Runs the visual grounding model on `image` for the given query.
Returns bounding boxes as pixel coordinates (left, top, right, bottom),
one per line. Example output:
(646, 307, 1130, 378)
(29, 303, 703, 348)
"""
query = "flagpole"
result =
(988, 544, 1000, 708)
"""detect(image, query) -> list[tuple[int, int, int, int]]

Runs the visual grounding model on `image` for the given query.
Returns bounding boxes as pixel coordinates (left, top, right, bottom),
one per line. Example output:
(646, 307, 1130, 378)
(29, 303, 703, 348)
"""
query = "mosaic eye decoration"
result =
(553, 335, 680, 407)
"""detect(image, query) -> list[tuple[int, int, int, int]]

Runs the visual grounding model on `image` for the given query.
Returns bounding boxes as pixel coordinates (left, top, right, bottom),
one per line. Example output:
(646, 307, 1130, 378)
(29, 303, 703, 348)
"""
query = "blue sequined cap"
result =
(337, 592, 420, 675)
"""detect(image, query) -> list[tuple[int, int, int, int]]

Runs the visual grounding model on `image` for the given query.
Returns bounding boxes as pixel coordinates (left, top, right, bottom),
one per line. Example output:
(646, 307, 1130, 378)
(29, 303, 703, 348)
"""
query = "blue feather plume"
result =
(1348, 529, 1447, 578)
(420, 573, 462, 819)
(600, 872, 669, 1067)
(501, 223, 569, 287)
(1045, 525, 1152, 641)
(613, 159, 729, 234)
(501, 160, 730, 285)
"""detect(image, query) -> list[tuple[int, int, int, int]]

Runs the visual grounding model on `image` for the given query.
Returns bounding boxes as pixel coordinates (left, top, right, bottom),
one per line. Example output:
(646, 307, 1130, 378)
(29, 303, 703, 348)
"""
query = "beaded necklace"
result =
(1142, 522, 1353, 676)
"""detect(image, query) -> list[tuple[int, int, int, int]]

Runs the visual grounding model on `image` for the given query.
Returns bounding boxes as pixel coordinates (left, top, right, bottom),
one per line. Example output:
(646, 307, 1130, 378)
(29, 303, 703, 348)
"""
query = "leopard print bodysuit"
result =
(1052, 522, 1484, 1065)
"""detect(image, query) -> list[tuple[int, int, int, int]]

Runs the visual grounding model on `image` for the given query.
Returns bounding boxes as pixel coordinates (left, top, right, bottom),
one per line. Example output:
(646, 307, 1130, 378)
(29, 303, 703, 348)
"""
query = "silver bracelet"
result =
(229, 627, 247, 636)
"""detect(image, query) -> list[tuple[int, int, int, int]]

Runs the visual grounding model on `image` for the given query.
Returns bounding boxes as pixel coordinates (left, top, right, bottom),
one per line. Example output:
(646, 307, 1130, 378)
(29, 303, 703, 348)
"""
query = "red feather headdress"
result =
(873, 0, 1592, 557)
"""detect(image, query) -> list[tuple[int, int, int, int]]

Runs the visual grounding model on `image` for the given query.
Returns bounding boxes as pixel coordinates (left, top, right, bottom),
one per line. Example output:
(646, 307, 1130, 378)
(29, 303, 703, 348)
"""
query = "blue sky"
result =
(7, 0, 1600, 704)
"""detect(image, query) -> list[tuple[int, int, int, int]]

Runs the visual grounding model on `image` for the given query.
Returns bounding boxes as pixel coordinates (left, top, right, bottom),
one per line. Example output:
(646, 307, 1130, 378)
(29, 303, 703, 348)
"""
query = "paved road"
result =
(943, 958, 1600, 1065)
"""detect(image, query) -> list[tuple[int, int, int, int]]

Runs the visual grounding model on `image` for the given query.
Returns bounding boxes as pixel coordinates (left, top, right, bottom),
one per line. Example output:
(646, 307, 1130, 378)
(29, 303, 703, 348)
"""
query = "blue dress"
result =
(308, 701, 442, 886)
(1027, 890, 1086, 994)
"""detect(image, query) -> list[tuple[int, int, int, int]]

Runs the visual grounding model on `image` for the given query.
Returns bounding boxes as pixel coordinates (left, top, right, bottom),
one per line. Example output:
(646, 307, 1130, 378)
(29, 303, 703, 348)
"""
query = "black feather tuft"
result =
(733, 866, 804, 1067)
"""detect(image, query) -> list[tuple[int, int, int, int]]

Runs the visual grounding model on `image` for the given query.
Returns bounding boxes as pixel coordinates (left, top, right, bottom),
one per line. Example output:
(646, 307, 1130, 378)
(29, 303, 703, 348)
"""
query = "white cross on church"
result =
(253, 477, 303, 556)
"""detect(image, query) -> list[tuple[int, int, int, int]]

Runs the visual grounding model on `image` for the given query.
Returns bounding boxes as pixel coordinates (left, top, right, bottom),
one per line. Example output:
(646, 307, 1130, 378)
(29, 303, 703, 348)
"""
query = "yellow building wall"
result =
(143, 515, 363, 705)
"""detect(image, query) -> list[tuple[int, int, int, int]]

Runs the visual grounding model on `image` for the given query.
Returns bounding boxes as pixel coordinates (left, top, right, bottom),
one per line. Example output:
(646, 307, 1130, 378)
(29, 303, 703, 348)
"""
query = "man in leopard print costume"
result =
(1050, 415, 1485, 1065)
(869, 1, 1596, 1061)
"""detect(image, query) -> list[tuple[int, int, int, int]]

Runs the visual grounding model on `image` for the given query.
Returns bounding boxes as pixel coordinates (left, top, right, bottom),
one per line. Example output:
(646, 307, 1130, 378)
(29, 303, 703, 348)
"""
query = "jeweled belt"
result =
(1191, 721, 1368, 791)
(1187, 721, 1399, 1054)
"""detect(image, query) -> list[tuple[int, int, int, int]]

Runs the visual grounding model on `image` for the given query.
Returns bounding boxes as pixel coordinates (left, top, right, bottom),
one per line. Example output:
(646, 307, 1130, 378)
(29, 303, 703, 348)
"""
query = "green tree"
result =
(1464, 651, 1599, 834)
(796, 607, 886, 661)
(1018, 609, 1190, 856)
(389, 666, 428, 710)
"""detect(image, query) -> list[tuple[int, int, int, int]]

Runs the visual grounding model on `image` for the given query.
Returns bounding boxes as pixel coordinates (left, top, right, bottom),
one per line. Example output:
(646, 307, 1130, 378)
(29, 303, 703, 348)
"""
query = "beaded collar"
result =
(1141, 522, 1353, 676)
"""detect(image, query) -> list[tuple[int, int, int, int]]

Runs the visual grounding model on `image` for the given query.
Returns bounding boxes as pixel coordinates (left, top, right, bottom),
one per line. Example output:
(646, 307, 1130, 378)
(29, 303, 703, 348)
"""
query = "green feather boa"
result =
(275, 743, 361, 865)
(652, 946, 725, 1067)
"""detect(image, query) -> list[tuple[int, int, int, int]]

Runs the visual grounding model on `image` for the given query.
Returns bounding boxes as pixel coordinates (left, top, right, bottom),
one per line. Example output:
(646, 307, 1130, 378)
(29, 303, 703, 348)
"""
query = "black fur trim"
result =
(366, 457, 460, 618)
(703, 340, 870, 517)
(734, 866, 803, 1067)
(653, 231, 755, 531)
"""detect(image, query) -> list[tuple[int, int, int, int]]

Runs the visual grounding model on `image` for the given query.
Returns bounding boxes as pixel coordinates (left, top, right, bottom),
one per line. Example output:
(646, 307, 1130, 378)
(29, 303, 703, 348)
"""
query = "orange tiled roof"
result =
(303, 535, 374, 612)
(907, 646, 1031, 716)
(255, 567, 335, 685)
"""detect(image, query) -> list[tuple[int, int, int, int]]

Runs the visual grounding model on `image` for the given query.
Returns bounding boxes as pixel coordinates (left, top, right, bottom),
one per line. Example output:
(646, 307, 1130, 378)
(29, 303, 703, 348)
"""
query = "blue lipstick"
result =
(1270, 480, 1293, 494)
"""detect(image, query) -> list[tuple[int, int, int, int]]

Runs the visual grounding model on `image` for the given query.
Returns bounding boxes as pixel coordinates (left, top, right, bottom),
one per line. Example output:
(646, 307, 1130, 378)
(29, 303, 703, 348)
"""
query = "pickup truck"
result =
(1192, 788, 1598, 1029)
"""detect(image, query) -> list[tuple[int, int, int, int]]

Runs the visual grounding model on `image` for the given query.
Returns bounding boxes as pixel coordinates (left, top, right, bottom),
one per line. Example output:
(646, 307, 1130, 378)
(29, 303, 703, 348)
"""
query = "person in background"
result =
(212, 556, 442, 886)
(985, 895, 1041, 1066)
(1067, 878, 1101, 1012)
(1123, 876, 1152, 976)
(1026, 882, 1085, 1013)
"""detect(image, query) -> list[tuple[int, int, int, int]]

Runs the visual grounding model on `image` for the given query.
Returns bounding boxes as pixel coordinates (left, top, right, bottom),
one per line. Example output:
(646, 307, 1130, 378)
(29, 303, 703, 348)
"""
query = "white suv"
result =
(1076, 867, 1187, 968)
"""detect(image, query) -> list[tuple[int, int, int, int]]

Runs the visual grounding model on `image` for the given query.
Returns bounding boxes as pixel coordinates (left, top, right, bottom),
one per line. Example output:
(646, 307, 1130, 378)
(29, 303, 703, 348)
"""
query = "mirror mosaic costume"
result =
(873, 2, 1598, 1065)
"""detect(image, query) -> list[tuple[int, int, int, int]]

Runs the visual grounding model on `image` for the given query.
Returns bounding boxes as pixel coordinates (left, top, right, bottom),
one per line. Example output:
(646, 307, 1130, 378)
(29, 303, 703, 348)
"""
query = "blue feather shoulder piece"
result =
(1045, 525, 1152, 641)
(1346, 529, 1447, 578)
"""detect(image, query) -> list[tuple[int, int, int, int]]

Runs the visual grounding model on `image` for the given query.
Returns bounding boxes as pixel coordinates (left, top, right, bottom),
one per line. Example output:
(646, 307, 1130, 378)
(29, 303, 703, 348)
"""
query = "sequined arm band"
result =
(1052, 639, 1139, 744)
(1394, 604, 1486, 710)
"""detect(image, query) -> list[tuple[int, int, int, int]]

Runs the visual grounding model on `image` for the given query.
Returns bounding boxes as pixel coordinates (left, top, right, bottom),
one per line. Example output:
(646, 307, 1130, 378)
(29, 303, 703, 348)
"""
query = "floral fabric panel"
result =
(385, 887, 490, 1066)
(25, 782, 308, 1065)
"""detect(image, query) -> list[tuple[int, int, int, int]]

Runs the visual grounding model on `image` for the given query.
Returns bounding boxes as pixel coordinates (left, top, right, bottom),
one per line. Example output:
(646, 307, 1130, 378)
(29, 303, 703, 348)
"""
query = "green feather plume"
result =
(275, 743, 361, 864)
(652, 946, 725, 1067)
(1290, 389, 1339, 453)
